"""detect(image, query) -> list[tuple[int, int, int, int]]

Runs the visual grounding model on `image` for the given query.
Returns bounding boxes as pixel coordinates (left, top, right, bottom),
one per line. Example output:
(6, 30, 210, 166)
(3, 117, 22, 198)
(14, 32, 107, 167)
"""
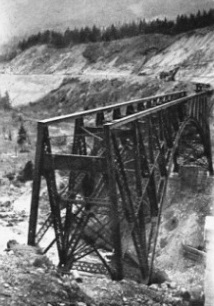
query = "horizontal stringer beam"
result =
(43, 153, 106, 172)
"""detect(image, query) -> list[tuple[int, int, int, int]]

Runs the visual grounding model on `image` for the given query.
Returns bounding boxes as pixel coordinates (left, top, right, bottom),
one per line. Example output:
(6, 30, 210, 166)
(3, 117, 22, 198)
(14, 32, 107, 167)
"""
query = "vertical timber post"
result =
(133, 121, 149, 281)
(204, 94, 214, 175)
(28, 122, 45, 245)
(72, 117, 87, 155)
(43, 126, 64, 264)
(104, 123, 123, 280)
(147, 118, 159, 217)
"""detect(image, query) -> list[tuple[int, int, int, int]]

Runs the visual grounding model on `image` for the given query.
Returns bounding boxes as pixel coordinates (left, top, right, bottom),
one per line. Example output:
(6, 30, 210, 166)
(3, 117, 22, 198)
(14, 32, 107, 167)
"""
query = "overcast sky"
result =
(1, 0, 214, 45)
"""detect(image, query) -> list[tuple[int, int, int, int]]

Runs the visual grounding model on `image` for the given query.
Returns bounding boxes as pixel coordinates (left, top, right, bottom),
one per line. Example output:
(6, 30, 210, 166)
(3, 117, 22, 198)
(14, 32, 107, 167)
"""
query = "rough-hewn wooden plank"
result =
(43, 153, 106, 172)
(182, 244, 205, 262)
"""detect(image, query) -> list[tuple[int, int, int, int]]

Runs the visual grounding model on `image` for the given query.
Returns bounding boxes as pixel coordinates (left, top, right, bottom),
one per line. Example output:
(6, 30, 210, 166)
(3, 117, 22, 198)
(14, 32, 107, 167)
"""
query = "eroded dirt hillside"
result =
(0, 33, 175, 106)
(1, 34, 175, 75)
(3, 26, 214, 82)
(1, 27, 214, 108)
(144, 26, 214, 85)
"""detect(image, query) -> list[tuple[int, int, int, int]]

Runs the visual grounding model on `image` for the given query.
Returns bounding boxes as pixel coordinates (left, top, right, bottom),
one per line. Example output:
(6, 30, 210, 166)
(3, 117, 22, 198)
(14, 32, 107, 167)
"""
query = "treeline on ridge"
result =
(18, 9, 214, 51)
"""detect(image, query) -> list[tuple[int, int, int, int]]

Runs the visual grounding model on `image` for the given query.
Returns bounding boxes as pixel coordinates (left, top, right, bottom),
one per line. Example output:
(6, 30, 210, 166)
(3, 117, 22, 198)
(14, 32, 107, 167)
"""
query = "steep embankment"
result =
(17, 26, 214, 117)
(4, 26, 214, 81)
(2, 34, 174, 75)
(2, 27, 214, 108)
(144, 27, 214, 85)
(0, 34, 175, 107)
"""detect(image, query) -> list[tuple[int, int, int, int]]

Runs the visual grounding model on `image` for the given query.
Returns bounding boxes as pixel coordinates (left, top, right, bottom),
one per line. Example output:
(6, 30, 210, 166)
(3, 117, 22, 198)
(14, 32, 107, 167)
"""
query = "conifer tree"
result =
(17, 123, 27, 151)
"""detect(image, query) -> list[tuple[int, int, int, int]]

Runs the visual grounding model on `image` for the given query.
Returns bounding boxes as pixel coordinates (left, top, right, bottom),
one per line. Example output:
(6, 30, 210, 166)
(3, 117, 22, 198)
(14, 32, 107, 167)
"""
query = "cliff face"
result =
(145, 27, 214, 86)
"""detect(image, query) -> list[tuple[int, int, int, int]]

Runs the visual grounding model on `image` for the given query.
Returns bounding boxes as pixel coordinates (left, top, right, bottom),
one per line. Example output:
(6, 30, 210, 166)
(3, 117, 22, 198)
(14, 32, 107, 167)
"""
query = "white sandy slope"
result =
(145, 27, 214, 86)
(1, 27, 214, 107)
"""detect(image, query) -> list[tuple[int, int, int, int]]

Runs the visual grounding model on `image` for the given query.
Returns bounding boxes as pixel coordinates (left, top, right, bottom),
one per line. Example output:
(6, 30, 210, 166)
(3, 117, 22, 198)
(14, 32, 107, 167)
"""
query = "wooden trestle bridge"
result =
(28, 83, 213, 284)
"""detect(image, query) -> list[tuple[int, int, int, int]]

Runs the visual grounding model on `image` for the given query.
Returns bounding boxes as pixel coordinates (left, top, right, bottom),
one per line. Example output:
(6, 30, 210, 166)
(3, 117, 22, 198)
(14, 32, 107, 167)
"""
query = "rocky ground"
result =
(0, 164, 209, 305)
(0, 234, 194, 306)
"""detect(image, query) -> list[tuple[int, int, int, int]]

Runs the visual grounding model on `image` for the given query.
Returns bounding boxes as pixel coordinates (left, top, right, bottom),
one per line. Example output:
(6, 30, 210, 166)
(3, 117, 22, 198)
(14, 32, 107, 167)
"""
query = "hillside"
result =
(145, 27, 214, 85)
(2, 34, 175, 75)
(1, 27, 214, 108)
(4, 27, 214, 77)
(0, 33, 176, 106)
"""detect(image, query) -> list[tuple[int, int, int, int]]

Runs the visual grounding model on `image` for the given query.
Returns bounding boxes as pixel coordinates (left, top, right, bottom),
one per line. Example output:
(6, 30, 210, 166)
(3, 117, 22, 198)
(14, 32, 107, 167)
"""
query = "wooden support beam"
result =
(182, 244, 205, 262)
(104, 124, 123, 280)
(72, 117, 87, 155)
(81, 126, 133, 138)
(42, 126, 64, 261)
(43, 154, 106, 172)
(28, 123, 46, 246)
(133, 121, 149, 282)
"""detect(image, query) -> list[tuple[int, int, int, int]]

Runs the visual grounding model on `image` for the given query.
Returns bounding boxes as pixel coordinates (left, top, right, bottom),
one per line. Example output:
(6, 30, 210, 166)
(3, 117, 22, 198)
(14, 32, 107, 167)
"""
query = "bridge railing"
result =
(41, 91, 186, 125)
(38, 91, 186, 157)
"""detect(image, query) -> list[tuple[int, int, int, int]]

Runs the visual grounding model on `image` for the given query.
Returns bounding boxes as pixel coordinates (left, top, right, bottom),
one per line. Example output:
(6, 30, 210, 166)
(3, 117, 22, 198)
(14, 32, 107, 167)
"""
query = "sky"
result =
(1, 0, 214, 46)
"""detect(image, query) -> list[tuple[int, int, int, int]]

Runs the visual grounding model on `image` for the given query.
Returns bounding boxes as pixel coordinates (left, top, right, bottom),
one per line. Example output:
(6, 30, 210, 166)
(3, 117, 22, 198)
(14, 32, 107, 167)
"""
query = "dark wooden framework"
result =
(28, 88, 213, 283)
